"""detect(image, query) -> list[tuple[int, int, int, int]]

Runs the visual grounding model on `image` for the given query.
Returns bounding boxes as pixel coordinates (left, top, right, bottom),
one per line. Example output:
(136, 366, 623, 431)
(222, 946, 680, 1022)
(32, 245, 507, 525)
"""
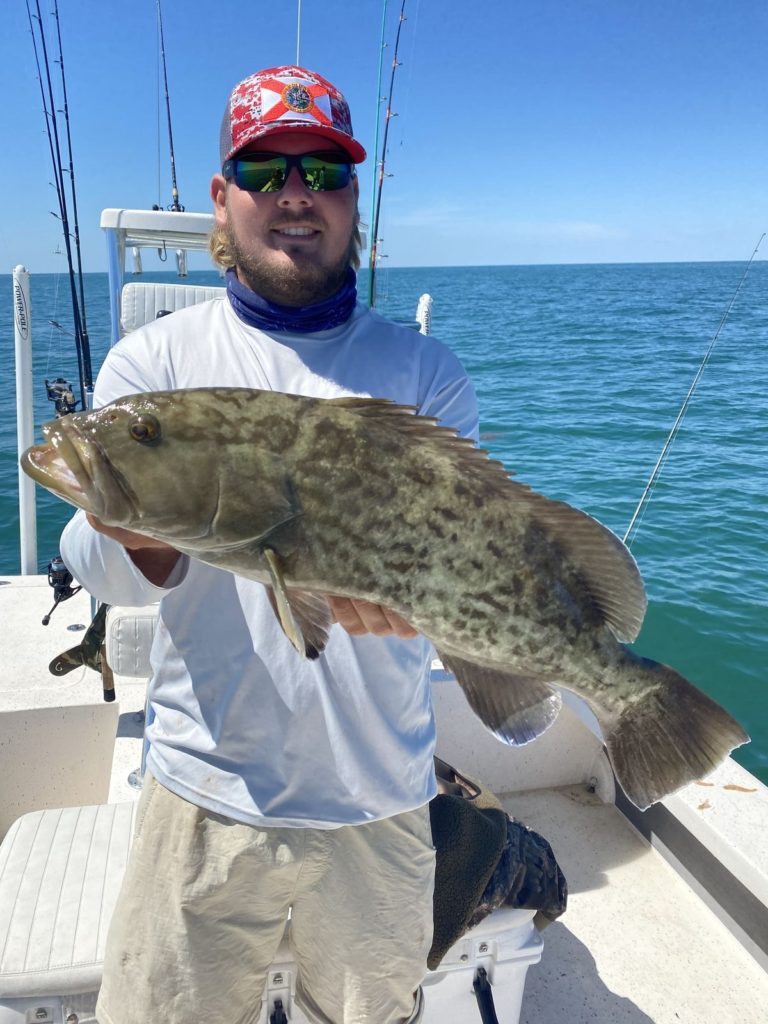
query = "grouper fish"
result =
(21, 387, 749, 809)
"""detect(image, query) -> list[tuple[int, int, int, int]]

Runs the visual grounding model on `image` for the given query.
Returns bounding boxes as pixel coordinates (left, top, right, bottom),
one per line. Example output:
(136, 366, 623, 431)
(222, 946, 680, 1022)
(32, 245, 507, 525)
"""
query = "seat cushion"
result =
(105, 605, 158, 679)
(0, 802, 136, 997)
(120, 282, 225, 334)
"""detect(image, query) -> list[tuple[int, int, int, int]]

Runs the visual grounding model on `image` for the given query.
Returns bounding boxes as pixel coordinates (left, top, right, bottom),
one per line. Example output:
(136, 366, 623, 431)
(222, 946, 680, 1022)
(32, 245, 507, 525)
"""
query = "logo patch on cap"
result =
(260, 75, 333, 127)
(282, 83, 312, 113)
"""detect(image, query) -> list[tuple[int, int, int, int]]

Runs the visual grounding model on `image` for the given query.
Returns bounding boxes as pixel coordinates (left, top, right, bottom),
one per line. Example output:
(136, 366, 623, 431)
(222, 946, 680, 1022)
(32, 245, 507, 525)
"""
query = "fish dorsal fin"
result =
(326, 397, 512, 482)
(528, 500, 647, 642)
(327, 396, 646, 642)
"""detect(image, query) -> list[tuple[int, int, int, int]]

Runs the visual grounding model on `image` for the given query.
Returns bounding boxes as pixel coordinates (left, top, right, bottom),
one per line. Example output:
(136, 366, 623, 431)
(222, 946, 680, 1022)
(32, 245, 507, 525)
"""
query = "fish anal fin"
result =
(263, 549, 332, 659)
(439, 652, 562, 746)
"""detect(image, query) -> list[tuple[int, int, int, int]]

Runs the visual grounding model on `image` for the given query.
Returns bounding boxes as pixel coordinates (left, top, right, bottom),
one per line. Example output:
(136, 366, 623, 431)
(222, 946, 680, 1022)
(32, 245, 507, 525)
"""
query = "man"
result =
(61, 66, 478, 1024)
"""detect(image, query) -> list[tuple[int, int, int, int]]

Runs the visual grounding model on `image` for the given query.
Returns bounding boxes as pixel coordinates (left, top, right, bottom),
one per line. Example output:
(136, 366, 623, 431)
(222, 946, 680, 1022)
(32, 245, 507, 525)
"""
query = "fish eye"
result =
(129, 415, 162, 445)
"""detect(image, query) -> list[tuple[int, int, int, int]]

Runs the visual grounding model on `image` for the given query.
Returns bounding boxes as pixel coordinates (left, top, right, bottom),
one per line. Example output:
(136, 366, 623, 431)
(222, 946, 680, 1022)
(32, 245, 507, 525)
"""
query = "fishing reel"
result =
(45, 377, 77, 417)
(42, 555, 81, 626)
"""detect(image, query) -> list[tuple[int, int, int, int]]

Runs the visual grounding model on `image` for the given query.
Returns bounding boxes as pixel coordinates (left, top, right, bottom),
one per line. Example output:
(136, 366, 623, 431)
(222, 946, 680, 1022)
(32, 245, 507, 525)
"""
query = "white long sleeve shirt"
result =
(61, 296, 478, 827)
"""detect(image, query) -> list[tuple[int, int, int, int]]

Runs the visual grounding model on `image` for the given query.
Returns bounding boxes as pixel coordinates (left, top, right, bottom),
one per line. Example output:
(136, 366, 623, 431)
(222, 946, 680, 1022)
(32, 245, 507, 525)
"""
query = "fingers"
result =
(327, 597, 419, 639)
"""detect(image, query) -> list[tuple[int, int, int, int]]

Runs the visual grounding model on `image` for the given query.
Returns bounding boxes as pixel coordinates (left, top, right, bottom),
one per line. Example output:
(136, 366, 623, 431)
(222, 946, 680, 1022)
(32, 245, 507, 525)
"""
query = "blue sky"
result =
(1, 0, 766, 272)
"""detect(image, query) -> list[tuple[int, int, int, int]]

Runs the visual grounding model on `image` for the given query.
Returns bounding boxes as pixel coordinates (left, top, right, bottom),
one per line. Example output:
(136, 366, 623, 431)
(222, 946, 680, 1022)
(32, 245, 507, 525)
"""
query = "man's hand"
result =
(86, 513, 181, 586)
(85, 516, 416, 630)
(327, 596, 419, 639)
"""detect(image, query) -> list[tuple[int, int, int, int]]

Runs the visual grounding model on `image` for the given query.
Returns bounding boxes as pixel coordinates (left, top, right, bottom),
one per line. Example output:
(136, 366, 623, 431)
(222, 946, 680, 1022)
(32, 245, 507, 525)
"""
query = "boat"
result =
(2, 206, 767, 1024)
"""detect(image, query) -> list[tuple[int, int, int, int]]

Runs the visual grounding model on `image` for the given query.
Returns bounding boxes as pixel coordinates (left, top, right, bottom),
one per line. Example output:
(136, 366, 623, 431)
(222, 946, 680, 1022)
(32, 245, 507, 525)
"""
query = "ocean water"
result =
(1, 262, 766, 785)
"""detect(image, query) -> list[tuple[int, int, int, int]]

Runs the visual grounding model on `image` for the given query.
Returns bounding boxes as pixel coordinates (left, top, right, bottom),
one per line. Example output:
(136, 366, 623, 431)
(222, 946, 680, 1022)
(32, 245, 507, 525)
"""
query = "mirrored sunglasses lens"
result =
(235, 158, 287, 193)
(299, 156, 352, 191)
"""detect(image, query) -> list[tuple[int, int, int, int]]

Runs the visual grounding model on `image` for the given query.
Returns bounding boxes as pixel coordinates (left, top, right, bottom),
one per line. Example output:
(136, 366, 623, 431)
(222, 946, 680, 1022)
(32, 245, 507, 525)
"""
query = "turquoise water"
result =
(1, 263, 766, 785)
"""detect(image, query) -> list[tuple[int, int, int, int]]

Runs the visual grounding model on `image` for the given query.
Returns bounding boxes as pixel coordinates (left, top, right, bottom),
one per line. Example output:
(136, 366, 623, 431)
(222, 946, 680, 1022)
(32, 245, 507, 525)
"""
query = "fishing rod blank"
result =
(157, 0, 184, 212)
(26, 0, 90, 409)
(52, 0, 91, 387)
(296, 0, 302, 65)
(368, 0, 389, 307)
(369, 0, 407, 309)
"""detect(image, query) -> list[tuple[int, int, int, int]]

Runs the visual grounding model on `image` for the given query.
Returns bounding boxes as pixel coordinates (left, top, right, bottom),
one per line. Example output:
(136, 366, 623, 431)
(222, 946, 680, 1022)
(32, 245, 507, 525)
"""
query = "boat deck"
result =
(504, 786, 767, 1024)
(1, 574, 767, 1023)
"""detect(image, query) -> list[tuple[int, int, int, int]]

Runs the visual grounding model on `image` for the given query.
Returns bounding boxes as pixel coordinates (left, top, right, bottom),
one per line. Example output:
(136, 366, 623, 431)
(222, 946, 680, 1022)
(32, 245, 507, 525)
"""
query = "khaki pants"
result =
(96, 773, 435, 1024)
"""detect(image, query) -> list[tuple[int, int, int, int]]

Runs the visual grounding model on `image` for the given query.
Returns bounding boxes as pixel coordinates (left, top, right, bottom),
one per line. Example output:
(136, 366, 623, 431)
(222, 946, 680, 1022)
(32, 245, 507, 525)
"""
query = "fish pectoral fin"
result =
(439, 652, 562, 746)
(263, 549, 332, 660)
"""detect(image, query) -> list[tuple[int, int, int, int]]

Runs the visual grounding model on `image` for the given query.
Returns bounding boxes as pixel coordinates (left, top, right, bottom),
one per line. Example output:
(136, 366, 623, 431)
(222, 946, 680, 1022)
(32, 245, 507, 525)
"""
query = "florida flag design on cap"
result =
(260, 74, 334, 126)
(220, 66, 366, 165)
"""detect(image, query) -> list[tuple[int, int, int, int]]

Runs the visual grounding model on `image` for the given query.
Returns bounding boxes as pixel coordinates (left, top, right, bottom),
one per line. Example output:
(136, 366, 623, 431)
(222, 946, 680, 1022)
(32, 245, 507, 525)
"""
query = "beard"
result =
(223, 213, 358, 307)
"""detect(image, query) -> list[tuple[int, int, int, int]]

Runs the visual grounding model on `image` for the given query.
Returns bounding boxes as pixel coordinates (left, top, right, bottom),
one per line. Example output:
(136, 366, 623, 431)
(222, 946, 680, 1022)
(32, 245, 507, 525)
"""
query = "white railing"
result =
(13, 265, 37, 574)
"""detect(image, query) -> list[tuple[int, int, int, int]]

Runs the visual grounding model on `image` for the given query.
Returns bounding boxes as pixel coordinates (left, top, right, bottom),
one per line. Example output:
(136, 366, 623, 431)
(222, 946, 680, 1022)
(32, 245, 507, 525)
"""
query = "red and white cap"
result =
(219, 65, 367, 166)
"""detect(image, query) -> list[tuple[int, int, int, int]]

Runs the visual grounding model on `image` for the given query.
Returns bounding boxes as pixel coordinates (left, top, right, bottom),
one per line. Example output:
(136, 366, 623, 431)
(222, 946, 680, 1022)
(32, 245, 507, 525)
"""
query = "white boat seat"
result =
(104, 604, 158, 679)
(0, 802, 136, 998)
(120, 281, 225, 335)
(0, 800, 542, 1020)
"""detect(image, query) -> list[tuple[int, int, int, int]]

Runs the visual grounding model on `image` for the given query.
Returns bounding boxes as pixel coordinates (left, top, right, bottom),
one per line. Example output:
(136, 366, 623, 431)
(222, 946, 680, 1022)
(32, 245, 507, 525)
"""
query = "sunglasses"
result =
(222, 151, 354, 193)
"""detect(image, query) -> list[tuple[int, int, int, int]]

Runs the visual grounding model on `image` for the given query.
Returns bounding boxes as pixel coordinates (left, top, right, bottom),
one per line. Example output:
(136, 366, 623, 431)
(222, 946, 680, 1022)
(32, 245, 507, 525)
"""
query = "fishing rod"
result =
(368, 0, 407, 309)
(367, 0, 388, 306)
(296, 0, 302, 64)
(624, 232, 766, 548)
(157, 0, 184, 211)
(52, 0, 91, 390)
(26, 0, 91, 410)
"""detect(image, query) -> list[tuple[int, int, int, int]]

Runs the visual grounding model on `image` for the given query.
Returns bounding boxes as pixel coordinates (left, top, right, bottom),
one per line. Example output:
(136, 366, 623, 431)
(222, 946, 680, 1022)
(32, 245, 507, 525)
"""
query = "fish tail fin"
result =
(605, 658, 749, 809)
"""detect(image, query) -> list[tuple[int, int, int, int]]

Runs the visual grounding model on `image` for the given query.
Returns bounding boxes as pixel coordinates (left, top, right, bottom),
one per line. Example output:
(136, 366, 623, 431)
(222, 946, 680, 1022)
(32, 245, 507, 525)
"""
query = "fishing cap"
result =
(219, 65, 366, 166)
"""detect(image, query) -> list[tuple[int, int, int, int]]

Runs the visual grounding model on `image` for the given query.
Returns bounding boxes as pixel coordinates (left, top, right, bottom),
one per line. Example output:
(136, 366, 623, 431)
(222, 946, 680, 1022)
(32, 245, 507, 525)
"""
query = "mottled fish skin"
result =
(22, 388, 749, 809)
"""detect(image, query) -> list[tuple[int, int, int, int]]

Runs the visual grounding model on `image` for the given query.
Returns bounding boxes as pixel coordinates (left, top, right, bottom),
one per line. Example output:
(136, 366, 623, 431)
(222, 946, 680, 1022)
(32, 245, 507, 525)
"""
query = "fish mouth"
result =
(21, 417, 136, 524)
